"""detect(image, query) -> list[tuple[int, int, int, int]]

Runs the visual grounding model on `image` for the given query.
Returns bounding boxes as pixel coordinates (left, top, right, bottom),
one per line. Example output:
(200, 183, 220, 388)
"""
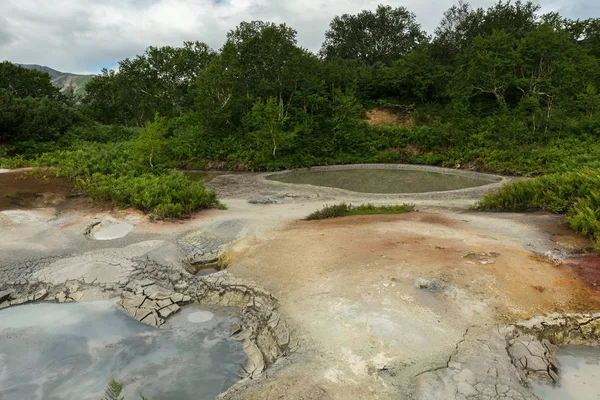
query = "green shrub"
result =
(477, 170, 600, 249)
(306, 203, 415, 220)
(77, 172, 220, 219)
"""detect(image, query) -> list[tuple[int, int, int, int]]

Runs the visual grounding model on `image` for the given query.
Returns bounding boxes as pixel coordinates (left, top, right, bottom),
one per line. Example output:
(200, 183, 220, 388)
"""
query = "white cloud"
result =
(0, 0, 596, 74)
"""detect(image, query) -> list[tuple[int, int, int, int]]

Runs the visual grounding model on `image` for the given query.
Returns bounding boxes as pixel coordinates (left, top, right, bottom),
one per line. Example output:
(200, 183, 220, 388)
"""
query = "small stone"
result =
(174, 281, 189, 291)
(140, 311, 161, 327)
(69, 291, 84, 302)
(142, 299, 158, 309)
(170, 293, 184, 303)
(414, 278, 442, 290)
(118, 278, 129, 286)
(0, 289, 15, 303)
(10, 298, 28, 306)
(158, 304, 180, 319)
(136, 279, 155, 287)
(32, 288, 48, 301)
(66, 282, 80, 293)
(133, 307, 153, 321)
(56, 292, 67, 303)
(156, 299, 172, 308)
(121, 295, 145, 309)
(231, 322, 243, 335)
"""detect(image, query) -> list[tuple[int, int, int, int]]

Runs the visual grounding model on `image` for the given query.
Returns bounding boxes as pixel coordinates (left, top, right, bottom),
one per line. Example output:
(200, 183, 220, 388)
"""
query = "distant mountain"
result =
(17, 64, 94, 97)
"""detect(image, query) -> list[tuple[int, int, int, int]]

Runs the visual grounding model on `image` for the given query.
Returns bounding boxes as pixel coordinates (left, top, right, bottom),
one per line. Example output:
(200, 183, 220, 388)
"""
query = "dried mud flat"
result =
(1, 168, 600, 399)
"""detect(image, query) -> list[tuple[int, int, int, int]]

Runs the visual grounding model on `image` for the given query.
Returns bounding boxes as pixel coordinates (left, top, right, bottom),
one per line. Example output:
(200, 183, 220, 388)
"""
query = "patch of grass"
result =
(306, 203, 415, 220)
(477, 169, 600, 249)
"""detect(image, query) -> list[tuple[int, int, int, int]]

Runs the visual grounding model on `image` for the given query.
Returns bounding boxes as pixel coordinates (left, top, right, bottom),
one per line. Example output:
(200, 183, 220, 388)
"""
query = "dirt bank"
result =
(0, 170, 73, 211)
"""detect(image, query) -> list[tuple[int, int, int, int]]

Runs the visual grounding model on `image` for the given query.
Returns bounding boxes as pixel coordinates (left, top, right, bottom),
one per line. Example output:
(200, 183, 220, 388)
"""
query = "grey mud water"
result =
(267, 167, 496, 193)
(532, 345, 600, 400)
(0, 302, 243, 400)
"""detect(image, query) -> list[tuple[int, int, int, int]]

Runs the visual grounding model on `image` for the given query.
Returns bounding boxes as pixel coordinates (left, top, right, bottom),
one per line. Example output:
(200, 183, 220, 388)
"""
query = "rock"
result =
(232, 322, 243, 336)
(248, 196, 282, 205)
(65, 282, 80, 293)
(0, 288, 15, 303)
(170, 293, 184, 303)
(121, 295, 146, 309)
(196, 268, 219, 277)
(56, 292, 67, 303)
(414, 278, 444, 290)
(142, 299, 158, 309)
(140, 311, 162, 327)
(136, 279, 155, 287)
(156, 299, 173, 309)
(158, 304, 180, 319)
(10, 297, 28, 306)
(69, 291, 84, 302)
(27, 288, 48, 302)
(174, 281, 189, 291)
(144, 284, 172, 299)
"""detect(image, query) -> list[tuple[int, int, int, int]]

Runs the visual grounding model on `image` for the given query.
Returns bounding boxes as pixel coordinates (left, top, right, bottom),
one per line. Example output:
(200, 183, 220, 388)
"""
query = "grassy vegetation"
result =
(477, 170, 600, 249)
(77, 172, 219, 219)
(306, 203, 415, 220)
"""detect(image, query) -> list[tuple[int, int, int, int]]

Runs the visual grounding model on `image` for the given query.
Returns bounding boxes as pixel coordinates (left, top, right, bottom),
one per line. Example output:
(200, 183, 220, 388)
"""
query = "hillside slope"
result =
(18, 64, 93, 97)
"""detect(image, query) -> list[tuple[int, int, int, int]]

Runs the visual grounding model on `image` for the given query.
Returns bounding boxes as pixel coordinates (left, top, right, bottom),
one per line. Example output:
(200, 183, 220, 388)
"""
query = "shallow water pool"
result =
(0, 302, 244, 400)
(267, 168, 495, 194)
(532, 345, 600, 400)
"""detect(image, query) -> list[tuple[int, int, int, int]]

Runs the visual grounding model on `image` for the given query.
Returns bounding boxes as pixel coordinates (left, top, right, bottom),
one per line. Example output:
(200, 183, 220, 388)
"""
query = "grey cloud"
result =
(0, 0, 594, 74)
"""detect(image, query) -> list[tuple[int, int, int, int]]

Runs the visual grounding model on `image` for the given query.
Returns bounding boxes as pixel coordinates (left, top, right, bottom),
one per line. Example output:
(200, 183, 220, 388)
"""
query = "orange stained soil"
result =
(228, 212, 600, 322)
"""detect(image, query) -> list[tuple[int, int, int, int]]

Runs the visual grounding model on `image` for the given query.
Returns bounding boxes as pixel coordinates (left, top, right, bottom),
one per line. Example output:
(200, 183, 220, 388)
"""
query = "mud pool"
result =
(0, 302, 244, 400)
(532, 345, 600, 400)
(267, 168, 496, 193)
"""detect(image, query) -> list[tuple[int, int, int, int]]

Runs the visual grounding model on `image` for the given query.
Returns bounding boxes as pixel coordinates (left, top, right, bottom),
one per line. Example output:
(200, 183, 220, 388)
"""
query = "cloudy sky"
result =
(0, 0, 597, 74)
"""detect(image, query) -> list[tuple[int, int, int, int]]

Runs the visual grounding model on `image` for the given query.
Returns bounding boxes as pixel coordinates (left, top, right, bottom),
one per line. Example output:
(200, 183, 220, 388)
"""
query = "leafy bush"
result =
(306, 202, 415, 220)
(77, 172, 219, 219)
(1, 137, 220, 219)
(477, 170, 600, 248)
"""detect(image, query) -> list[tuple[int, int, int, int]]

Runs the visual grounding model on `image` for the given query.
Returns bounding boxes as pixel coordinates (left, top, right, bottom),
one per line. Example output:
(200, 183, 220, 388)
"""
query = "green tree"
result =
(246, 96, 296, 158)
(132, 115, 169, 169)
(83, 42, 215, 126)
(433, 1, 541, 62)
(377, 42, 449, 102)
(577, 85, 600, 118)
(514, 25, 598, 136)
(196, 21, 316, 137)
(452, 31, 519, 108)
(320, 5, 426, 65)
(0, 62, 61, 100)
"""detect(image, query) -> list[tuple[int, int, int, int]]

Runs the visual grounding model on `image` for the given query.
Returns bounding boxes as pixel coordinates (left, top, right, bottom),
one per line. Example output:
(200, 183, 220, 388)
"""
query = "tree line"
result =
(2, 1, 600, 173)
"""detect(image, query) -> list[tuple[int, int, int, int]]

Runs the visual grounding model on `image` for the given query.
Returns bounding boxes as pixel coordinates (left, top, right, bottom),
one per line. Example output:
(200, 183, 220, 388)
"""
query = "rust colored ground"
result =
(0, 171, 73, 211)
